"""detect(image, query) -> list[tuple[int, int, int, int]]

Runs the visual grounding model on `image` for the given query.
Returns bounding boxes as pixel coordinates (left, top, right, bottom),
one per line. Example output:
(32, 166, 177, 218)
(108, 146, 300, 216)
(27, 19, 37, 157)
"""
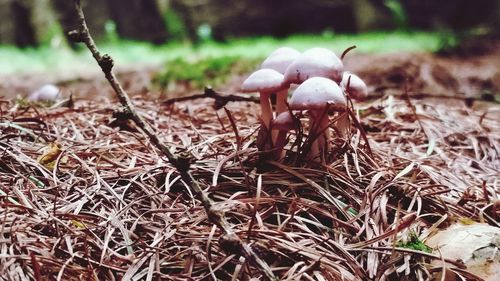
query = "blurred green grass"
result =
(153, 56, 261, 90)
(0, 31, 443, 75)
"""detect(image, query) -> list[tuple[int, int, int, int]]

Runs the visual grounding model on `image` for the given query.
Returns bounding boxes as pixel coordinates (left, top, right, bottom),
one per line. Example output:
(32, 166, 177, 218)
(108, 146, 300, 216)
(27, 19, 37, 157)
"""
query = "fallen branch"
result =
(70, 0, 276, 279)
(162, 87, 259, 109)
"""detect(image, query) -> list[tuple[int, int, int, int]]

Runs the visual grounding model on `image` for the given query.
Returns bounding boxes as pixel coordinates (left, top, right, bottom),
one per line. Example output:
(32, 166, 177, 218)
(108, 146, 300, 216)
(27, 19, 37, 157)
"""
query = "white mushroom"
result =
(336, 72, 368, 138)
(261, 47, 301, 74)
(241, 69, 286, 130)
(289, 77, 346, 161)
(284, 47, 344, 85)
(28, 84, 60, 101)
(261, 47, 301, 115)
(341, 72, 368, 100)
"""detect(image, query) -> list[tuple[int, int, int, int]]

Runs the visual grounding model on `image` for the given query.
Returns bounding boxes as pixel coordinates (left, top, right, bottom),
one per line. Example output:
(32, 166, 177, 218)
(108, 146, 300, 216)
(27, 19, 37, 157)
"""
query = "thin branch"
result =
(341, 45, 356, 60)
(162, 87, 259, 110)
(70, 0, 276, 279)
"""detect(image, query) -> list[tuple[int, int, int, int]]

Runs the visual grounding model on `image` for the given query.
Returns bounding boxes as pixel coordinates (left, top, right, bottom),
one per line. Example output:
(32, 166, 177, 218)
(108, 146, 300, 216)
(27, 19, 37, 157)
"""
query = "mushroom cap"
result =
(261, 47, 301, 74)
(341, 72, 368, 100)
(241, 68, 285, 94)
(289, 77, 346, 111)
(284, 47, 343, 84)
(272, 111, 295, 131)
(28, 84, 60, 101)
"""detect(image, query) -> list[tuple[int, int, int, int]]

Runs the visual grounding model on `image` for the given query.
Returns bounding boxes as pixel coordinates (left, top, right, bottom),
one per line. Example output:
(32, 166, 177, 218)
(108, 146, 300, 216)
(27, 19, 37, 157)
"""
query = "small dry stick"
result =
(162, 87, 259, 110)
(70, 0, 276, 279)
(341, 45, 356, 60)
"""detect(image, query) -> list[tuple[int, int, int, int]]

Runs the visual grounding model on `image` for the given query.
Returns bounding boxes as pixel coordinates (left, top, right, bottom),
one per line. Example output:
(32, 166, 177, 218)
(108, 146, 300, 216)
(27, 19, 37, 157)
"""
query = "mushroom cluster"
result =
(241, 47, 368, 163)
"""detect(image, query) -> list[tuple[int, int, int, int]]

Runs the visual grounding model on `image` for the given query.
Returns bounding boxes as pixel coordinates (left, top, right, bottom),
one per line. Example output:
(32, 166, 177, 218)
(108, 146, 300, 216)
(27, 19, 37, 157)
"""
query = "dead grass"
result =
(0, 92, 498, 280)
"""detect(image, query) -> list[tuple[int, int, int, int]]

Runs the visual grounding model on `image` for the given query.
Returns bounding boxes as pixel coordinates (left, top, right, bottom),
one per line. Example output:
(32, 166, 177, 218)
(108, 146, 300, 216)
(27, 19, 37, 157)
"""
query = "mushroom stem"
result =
(318, 115, 331, 159)
(307, 114, 321, 161)
(275, 89, 289, 115)
(310, 110, 330, 162)
(259, 92, 273, 130)
(336, 112, 349, 138)
(272, 89, 289, 144)
(274, 129, 289, 160)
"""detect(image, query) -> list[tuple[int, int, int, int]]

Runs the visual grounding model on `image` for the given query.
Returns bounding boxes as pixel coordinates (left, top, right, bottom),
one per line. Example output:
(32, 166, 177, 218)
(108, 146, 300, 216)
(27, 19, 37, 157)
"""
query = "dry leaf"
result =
(37, 142, 66, 169)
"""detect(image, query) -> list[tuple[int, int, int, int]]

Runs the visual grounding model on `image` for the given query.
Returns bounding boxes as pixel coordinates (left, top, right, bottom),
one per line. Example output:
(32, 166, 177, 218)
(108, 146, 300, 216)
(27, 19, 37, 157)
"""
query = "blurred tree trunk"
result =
(106, 0, 168, 44)
(12, 0, 36, 46)
(401, 0, 498, 30)
(0, 1, 15, 44)
(169, 0, 197, 42)
(169, 0, 357, 41)
(353, 0, 395, 31)
(51, 0, 109, 46)
(0, 0, 37, 47)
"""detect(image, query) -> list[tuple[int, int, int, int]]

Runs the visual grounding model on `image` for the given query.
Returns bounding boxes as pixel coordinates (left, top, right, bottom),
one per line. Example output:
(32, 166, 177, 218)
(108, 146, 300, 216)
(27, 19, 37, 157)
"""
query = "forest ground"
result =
(0, 40, 499, 280)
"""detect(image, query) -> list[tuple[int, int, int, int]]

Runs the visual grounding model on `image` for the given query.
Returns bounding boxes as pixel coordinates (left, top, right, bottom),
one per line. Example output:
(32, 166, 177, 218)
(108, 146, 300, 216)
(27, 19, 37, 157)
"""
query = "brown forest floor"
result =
(0, 48, 499, 280)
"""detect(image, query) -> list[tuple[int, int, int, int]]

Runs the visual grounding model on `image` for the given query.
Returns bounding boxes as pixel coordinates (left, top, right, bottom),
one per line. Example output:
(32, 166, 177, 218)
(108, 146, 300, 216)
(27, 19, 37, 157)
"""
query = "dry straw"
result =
(1, 88, 498, 280)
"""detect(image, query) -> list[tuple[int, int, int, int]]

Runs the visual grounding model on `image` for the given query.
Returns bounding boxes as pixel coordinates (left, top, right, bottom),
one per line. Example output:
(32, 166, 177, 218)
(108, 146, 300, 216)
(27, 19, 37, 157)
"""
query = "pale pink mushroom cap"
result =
(28, 84, 60, 101)
(341, 72, 368, 100)
(261, 47, 301, 74)
(284, 47, 343, 84)
(241, 68, 285, 93)
(272, 111, 295, 131)
(289, 77, 346, 111)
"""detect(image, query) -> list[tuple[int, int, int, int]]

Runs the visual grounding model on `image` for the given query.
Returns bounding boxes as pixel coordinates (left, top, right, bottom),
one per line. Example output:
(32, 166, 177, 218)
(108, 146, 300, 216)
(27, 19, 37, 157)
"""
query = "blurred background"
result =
(0, 0, 499, 99)
(1, 0, 499, 47)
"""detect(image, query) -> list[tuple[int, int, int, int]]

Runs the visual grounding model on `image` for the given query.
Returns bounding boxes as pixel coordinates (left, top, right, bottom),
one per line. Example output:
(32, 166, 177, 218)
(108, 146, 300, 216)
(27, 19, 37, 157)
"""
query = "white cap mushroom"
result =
(289, 77, 345, 111)
(284, 47, 344, 85)
(261, 47, 301, 74)
(289, 77, 346, 161)
(241, 68, 286, 130)
(28, 84, 60, 101)
(341, 72, 368, 100)
(262, 47, 301, 116)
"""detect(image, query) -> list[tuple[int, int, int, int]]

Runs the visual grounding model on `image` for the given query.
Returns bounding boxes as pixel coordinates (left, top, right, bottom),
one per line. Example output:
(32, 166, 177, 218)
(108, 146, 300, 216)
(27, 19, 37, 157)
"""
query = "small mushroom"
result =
(241, 69, 286, 130)
(28, 84, 60, 101)
(284, 47, 344, 85)
(340, 72, 368, 100)
(261, 47, 301, 74)
(289, 77, 346, 161)
(337, 72, 368, 137)
(271, 111, 296, 159)
(261, 47, 300, 115)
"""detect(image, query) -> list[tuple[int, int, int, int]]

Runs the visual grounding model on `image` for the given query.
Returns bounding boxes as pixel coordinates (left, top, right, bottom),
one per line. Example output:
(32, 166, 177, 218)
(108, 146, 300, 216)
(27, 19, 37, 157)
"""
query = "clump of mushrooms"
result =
(282, 47, 346, 155)
(240, 46, 368, 162)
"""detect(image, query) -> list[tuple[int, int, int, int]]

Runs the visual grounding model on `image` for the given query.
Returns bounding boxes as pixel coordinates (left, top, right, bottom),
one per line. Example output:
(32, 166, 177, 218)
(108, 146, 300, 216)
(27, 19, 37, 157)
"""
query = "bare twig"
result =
(341, 45, 357, 60)
(162, 87, 259, 110)
(70, 0, 276, 279)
